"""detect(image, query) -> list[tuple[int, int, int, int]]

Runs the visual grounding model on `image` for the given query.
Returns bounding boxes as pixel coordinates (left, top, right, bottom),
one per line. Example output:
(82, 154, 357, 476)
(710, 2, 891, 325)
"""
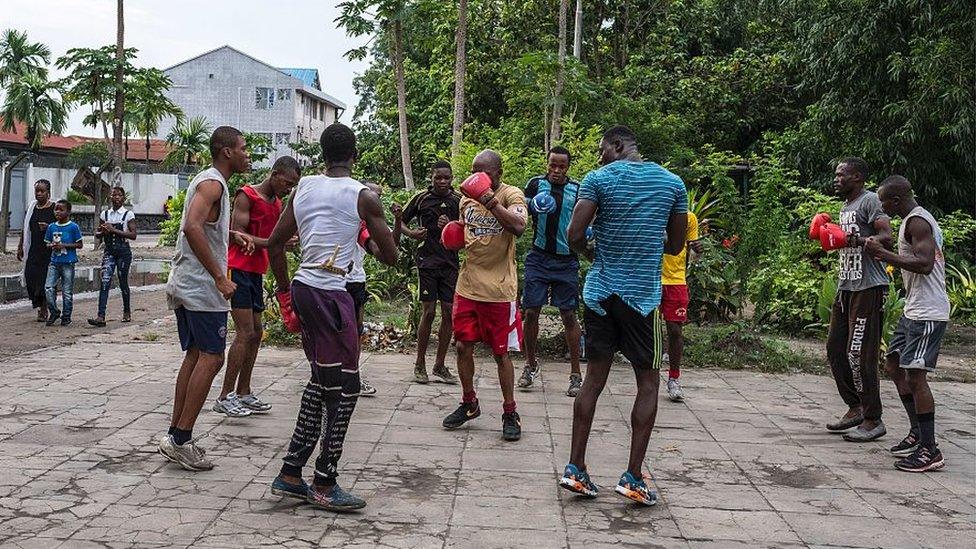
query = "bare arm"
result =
(489, 201, 527, 236)
(182, 180, 229, 283)
(359, 189, 397, 266)
(267, 196, 298, 293)
(664, 212, 688, 256)
(865, 217, 936, 275)
(229, 190, 267, 249)
(569, 199, 598, 260)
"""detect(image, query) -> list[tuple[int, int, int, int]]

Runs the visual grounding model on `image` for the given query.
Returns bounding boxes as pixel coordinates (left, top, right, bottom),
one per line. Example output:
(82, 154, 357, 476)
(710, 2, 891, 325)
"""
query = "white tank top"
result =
(292, 175, 364, 291)
(900, 206, 950, 321)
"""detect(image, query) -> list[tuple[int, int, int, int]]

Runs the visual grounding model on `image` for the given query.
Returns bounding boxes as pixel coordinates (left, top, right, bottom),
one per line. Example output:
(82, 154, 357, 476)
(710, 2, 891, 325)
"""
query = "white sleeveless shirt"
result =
(900, 206, 950, 321)
(292, 175, 365, 291)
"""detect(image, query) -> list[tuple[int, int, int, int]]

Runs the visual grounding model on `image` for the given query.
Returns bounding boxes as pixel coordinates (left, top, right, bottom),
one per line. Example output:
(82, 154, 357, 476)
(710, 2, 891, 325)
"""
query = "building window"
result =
(255, 87, 275, 109)
(277, 89, 292, 101)
(319, 103, 324, 121)
(275, 133, 290, 145)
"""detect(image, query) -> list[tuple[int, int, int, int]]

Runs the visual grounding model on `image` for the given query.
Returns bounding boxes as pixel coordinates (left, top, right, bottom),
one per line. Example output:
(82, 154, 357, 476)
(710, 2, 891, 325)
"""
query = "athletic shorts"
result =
(886, 316, 947, 372)
(419, 267, 458, 303)
(345, 281, 368, 312)
(583, 294, 662, 369)
(660, 284, 689, 323)
(292, 281, 360, 369)
(175, 307, 228, 355)
(230, 269, 265, 312)
(521, 250, 580, 310)
(453, 294, 523, 356)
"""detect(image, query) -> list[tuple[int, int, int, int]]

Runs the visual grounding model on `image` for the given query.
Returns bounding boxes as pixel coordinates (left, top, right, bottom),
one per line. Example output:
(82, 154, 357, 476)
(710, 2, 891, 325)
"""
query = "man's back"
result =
(292, 175, 364, 292)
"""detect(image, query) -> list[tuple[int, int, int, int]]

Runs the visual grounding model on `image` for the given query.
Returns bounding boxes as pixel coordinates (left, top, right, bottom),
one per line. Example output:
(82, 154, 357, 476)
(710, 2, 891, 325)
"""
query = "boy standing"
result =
(660, 210, 702, 401)
(88, 187, 137, 327)
(44, 199, 83, 327)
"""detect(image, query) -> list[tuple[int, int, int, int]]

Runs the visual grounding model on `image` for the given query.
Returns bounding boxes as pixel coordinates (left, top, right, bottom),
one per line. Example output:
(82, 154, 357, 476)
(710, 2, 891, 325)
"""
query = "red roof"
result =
(0, 121, 171, 162)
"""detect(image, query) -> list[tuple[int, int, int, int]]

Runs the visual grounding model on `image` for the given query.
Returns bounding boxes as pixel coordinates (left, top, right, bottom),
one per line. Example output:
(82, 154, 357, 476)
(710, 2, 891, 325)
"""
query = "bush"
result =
(688, 238, 741, 322)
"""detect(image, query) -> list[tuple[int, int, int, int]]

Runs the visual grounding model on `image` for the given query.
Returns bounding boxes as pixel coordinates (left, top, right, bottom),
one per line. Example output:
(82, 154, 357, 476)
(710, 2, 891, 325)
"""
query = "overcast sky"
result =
(0, 0, 370, 137)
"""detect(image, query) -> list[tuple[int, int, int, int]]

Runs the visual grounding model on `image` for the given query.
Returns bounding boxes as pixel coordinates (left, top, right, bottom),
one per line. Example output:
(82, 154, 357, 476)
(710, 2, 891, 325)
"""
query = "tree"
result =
(549, 0, 569, 148)
(164, 116, 211, 168)
(56, 45, 136, 147)
(0, 29, 50, 86)
(111, 0, 126, 173)
(450, 0, 469, 158)
(128, 68, 182, 166)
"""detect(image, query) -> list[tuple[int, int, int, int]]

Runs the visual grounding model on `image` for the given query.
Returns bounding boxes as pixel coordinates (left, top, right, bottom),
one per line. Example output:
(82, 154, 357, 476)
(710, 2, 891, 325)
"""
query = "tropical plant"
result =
(128, 67, 182, 165)
(56, 45, 136, 147)
(946, 263, 976, 325)
(164, 116, 211, 167)
(0, 29, 50, 85)
(688, 237, 742, 322)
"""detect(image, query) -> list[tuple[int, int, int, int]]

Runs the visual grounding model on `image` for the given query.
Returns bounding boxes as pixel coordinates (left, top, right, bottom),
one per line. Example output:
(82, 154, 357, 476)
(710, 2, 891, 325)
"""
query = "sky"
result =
(0, 0, 370, 137)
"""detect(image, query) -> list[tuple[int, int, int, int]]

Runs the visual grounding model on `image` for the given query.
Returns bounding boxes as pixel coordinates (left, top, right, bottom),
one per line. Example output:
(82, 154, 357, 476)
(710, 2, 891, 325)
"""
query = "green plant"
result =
(947, 263, 976, 325)
(157, 189, 186, 246)
(683, 322, 825, 375)
(65, 188, 92, 205)
(688, 237, 741, 322)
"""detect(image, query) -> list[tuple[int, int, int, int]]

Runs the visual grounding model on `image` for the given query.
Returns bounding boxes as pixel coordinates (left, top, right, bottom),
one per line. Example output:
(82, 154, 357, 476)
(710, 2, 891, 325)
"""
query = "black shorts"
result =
(230, 269, 265, 312)
(583, 294, 662, 369)
(345, 281, 368, 311)
(419, 268, 458, 303)
(887, 316, 948, 372)
(175, 307, 228, 355)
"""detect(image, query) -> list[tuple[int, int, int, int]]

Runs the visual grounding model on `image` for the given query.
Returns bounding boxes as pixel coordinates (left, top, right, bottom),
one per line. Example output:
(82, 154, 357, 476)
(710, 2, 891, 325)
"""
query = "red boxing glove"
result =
(819, 223, 848, 251)
(440, 220, 466, 251)
(460, 172, 495, 206)
(357, 220, 370, 249)
(808, 212, 832, 240)
(275, 291, 302, 334)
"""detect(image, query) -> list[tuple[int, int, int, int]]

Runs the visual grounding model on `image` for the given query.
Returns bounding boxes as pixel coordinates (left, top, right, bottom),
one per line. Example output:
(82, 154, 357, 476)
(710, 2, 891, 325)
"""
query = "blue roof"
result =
(279, 68, 320, 90)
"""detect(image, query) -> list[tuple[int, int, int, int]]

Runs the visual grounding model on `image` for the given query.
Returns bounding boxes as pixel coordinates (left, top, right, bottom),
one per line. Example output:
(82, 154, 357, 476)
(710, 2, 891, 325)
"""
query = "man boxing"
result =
(519, 146, 584, 397)
(864, 176, 950, 472)
(441, 150, 528, 442)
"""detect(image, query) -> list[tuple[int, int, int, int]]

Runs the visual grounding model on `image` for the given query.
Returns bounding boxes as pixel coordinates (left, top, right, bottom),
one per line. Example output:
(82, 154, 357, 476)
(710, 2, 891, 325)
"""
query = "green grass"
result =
(682, 322, 827, 375)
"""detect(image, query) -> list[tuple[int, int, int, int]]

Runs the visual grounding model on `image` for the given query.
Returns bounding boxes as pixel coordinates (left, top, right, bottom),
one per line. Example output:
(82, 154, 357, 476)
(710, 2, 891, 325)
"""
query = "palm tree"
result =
(164, 116, 211, 168)
(450, 0, 468, 158)
(129, 68, 182, 166)
(0, 29, 50, 86)
(0, 72, 69, 252)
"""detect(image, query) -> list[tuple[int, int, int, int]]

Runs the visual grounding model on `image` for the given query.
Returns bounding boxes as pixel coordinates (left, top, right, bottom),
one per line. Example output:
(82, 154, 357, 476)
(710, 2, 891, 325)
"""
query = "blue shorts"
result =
(521, 250, 580, 311)
(175, 307, 228, 355)
(230, 269, 265, 312)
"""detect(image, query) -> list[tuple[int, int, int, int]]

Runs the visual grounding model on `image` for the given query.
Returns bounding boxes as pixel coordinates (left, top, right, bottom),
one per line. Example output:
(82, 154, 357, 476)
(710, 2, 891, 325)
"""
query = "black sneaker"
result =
(502, 411, 521, 441)
(890, 431, 920, 457)
(895, 445, 945, 473)
(45, 310, 61, 326)
(60, 318, 72, 327)
(443, 401, 480, 430)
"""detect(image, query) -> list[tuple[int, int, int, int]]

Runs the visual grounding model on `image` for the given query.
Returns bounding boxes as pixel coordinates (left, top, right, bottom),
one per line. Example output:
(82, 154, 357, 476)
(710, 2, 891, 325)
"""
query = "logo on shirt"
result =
(463, 206, 503, 238)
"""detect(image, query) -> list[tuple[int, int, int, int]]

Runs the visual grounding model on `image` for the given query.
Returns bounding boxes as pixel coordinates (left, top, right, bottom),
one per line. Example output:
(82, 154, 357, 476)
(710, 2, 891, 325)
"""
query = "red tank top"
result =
(228, 185, 282, 273)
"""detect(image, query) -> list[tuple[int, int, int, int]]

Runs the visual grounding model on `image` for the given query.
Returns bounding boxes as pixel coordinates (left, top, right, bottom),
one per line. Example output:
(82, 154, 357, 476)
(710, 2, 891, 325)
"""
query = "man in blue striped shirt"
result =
(557, 125, 688, 507)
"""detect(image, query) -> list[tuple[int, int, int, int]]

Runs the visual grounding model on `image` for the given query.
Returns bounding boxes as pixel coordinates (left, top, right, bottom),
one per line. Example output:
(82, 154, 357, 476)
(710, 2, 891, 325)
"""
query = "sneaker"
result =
(614, 471, 658, 506)
(895, 445, 945, 473)
(121, 311, 131, 323)
(359, 377, 377, 396)
(517, 364, 538, 389)
(890, 431, 920, 457)
(666, 378, 684, 402)
(60, 318, 72, 327)
(212, 393, 253, 417)
(36, 308, 47, 322)
(502, 411, 521, 441)
(238, 393, 272, 414)
(567, 373, 582, 397)
(431, 364, 458, 384)
(87, 318, 107, 328)
(443, 401, 480, 430)
(826, 413, 864, 432)
(414, 364, 429, 384)
(843, 421, 886, 442)
(558, 464, 598, 497)
(158, 433, 207, 462)
(271, 475, 310, 500)
(158, 435, 214, 471)
(306, 483, 366, 512)
(45, 310, 61, 326)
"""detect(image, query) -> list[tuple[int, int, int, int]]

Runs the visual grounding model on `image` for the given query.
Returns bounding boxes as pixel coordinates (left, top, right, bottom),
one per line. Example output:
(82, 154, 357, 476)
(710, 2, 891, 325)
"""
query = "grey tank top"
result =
(167, 167, 231, 312)
(900, 207, 950, 321)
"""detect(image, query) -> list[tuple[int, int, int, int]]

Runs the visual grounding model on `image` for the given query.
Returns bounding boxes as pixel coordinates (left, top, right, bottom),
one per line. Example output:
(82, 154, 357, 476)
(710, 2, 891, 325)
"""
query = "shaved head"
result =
(878, 175, 917, 218)
(472, 149, 503, 187)
(879, 175, 912, 200)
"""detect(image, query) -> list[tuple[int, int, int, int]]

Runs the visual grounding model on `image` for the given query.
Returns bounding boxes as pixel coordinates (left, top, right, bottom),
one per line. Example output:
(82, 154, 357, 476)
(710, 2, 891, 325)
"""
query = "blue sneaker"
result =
(306, 483, 367, 512)
(614, 471, 657, 506)
(558, 464, 598, 497)
(270, 475, 310, 500)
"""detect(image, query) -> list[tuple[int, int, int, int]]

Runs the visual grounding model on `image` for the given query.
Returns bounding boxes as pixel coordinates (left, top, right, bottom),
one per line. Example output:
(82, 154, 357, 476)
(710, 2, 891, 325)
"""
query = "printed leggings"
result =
(96, 250, 132, 317)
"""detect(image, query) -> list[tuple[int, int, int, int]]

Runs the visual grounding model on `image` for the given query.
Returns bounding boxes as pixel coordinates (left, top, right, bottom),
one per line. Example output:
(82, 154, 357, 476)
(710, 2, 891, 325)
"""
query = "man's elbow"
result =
(664, 242, 684, 255)
(378, 249, 397, 266)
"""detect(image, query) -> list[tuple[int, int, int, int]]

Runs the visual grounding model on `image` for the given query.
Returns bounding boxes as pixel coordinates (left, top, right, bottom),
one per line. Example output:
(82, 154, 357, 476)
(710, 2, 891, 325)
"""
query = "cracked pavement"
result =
(0, 309, 973, 548)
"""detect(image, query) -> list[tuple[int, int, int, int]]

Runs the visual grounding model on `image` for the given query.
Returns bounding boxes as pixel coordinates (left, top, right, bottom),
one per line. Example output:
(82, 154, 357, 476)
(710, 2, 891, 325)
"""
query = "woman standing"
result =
(88, 186, 137, 326)
(16, 179, 56, 321)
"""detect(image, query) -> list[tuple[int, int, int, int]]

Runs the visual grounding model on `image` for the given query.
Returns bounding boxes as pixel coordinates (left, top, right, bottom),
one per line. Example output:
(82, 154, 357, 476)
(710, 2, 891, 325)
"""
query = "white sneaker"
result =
(212, 392, 253, 417)
(666, 378, 684, 402)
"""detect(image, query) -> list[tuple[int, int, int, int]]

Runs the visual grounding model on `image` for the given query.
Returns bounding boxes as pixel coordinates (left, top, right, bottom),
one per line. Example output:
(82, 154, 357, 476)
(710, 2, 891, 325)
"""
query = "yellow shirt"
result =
(661, 211, 699, 286)
(455, 183, 528, 302)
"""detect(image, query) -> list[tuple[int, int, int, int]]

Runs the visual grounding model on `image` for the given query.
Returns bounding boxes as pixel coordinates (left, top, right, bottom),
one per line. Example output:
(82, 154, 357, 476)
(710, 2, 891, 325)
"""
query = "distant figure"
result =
(16, 179, 56, 322)
(88, 187, 138, 327)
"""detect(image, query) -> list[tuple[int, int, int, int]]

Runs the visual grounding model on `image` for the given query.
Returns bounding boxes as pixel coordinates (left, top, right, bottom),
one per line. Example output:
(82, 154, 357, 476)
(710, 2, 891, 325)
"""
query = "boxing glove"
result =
(819, 223, 849, 251)
(808, 213, 832, 240)
(441, 220, 466, 251)
(357, 220, 371, 249)
(276, 291, 302, 334)
(529, 191, 556, 214)
(460, 172, 495, 206)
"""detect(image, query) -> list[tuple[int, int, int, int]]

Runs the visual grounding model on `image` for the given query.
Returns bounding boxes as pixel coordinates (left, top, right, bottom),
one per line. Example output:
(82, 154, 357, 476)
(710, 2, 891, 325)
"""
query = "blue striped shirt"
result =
(579, 160, 688, 316)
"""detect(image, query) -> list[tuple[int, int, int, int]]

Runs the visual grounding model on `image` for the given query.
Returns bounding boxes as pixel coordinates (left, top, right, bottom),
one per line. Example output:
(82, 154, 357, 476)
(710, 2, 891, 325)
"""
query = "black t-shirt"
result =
(28, 204, 56, 263)
(402, 186, 462, 270)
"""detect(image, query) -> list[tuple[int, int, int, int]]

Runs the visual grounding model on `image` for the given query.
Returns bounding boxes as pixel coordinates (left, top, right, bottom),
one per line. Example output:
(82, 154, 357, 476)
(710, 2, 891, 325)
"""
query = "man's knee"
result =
(559, 310, 578, 329)
(884, 354, 901, 378)
(457, 340, 475, 356)
(420, 305, 437, 323)
(906, 370, 928, 391)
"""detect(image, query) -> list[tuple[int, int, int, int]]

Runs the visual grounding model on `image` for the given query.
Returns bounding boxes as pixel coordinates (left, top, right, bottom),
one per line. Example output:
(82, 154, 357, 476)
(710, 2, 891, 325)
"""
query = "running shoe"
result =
(517, 364, 538, 389)
(895, 445, 945, 473)
(45, 310, 61, 326)
(212, 393, 253, 417)
(306, 483, 367, 512)
(566, 373, 582, 397)
(60, 318, 72, 327)
(558, 464, 598, 497)
(87, 317, 107, 327)
(359, 377, 377, 396)
(890, 430, 920, 457)
(121, 311, 131, 323)
(414, 364, 429, 384)
(843, 421, 886, 442)
(614, 471, 658, 506)
(666, 378, 684, 402)
(502, 411, 521, 441)
(158, 435, 214, 471)
(431, 364, 458, 384)
(271, 475, 310, 500)
(238, 393, 272, 414)
(443, 401, 480, 430)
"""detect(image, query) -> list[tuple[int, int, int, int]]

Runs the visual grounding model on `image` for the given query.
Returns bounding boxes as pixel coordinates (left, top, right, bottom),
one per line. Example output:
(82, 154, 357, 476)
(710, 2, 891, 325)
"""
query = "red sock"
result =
(503, 400, 516, 414)
(669, 368, 680, 380)
(462, 391, 477, 404)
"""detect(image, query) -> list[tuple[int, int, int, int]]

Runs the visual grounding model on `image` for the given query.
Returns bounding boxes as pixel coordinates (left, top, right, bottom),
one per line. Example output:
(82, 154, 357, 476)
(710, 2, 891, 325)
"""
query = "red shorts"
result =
(452, 294, 523, 356)
(661, 285, 689, 323)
